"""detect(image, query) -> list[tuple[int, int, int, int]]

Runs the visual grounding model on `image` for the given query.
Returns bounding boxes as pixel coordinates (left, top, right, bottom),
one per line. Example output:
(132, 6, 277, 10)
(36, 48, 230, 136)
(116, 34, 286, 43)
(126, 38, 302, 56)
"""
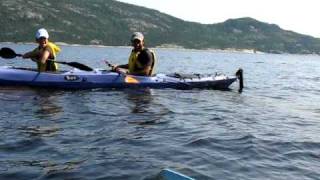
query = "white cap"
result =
(131, 32, 144, 42)
(35, 28, 49, 39)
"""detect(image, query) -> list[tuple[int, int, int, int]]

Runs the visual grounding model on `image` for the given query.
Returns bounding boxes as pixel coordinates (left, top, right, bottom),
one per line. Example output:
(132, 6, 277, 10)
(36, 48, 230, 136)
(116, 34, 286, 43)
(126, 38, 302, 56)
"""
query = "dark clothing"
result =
(137, 49, 153, 67)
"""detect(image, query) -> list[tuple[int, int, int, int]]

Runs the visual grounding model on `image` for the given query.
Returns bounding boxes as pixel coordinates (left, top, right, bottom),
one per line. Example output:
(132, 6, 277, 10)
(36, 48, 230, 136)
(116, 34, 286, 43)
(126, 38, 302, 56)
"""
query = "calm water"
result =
(0, 43, 320, 180)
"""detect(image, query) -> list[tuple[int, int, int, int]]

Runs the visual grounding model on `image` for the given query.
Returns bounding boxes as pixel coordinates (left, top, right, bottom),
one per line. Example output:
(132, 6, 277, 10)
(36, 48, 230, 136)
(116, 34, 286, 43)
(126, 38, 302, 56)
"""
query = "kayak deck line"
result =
(0, 66, 242, 91)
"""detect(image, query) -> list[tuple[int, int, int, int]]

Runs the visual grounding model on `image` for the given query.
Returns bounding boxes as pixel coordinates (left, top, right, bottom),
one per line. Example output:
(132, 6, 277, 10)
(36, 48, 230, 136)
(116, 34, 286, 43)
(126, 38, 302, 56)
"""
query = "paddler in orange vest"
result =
(111, 32, 156, 76)
(22, 28, 61, 72)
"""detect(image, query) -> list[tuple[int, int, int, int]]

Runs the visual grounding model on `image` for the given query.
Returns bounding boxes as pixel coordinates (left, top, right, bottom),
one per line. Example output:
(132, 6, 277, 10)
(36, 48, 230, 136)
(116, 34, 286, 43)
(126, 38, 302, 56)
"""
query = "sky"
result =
(117, 0, 320, 38)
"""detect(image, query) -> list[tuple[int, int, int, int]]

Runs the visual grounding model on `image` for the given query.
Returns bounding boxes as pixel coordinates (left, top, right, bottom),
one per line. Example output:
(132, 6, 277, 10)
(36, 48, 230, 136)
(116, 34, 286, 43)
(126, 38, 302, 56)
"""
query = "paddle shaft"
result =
(104, 60, 139, 83)
(104, 60, 126, 74)
(48, 60, 93, 71)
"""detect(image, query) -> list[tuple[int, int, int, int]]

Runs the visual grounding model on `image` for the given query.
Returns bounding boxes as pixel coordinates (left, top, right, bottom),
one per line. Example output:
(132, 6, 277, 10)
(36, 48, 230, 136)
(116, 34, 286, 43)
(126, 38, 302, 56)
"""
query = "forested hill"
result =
(1, 0, 320, 54)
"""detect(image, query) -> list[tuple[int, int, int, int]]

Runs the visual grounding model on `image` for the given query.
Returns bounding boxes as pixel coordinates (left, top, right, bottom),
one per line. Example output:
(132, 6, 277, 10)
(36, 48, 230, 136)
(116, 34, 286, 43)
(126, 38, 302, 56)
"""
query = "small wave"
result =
(298, 76, 320, 81)
(128, 119, 168, 126)
(18, 125, 60, 137)
(185, 134, 257, 148)
(0, 159, 86, 179)
(41, 159, 86, 177)
(186, 135, 320, 155)
(0, 93, 35, 101)
(210, 116, 224, 121)
(283, 150, 319, 159)
(0, 138, 45, 152)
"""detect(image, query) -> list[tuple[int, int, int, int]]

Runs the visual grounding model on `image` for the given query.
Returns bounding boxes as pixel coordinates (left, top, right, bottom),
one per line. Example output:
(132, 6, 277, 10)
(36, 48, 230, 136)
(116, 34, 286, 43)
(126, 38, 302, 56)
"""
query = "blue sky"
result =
(117, 0, 320, 38)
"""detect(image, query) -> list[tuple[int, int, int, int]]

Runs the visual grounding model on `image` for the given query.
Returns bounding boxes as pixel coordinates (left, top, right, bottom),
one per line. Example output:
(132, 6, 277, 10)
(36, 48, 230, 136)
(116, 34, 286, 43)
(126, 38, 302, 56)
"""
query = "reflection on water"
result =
(33, 90, 63, 119)
(1, 158, 86, 178)
(0, 87, 63, 119)
(126, 88, 153, 114)
(124, 89, 170, 126)
(18, 125, 60, 137)
(0, 87, 63, 139)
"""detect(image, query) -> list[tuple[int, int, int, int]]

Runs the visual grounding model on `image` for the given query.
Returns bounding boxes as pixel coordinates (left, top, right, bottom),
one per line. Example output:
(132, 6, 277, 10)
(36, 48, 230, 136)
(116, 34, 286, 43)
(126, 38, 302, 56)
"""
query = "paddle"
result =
(236, 68, 244, 93)
(0, 47, 22, 59)
(0, 47, 93, 71)
(104, 60, 139, 84)
(50, 61, 93, 71)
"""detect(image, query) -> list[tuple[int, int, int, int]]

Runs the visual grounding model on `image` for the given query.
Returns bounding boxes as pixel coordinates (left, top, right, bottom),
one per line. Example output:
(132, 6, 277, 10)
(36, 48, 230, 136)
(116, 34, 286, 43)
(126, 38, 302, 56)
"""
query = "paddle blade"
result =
(0, 47, 20, 59)
(66, 62, 93, 71)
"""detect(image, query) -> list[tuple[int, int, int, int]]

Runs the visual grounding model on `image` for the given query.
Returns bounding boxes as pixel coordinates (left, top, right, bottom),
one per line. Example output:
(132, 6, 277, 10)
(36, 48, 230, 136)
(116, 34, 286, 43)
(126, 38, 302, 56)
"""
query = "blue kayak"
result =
(0, 66, 241, 90)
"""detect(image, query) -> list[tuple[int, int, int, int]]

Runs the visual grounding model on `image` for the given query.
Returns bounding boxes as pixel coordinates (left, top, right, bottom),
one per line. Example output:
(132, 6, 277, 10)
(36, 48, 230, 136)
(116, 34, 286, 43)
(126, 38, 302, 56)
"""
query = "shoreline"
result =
(0, 41, 264, 55)
(2, 41, 319, 56)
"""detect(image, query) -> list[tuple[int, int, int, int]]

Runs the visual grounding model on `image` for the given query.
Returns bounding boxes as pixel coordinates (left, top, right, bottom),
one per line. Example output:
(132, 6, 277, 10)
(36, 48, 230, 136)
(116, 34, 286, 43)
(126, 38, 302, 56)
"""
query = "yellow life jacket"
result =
(128, 49, 156, 76)
(31, 42, 61, 71)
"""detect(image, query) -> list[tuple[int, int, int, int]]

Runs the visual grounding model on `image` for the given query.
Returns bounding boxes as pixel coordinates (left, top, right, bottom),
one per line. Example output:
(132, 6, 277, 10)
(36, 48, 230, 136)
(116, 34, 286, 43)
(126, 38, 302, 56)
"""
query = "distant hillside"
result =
(1, 0, 320, 54)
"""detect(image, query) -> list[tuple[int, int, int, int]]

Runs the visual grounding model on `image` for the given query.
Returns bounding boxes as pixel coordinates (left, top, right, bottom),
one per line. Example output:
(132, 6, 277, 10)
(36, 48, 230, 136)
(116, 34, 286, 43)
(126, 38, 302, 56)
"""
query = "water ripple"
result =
(0, 138, 45, 153)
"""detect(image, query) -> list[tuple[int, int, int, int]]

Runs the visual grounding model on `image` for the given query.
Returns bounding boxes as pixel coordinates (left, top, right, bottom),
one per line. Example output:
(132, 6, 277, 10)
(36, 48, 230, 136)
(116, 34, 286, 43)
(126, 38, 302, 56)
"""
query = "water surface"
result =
(0, 43, 320, 179)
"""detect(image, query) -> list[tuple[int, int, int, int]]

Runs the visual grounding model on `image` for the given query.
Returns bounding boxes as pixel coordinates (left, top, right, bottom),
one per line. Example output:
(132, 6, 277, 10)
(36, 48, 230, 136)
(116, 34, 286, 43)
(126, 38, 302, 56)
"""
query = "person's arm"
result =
(39, 50, 50, 64)
(38, 49, 51, 72)
(22, 50, 38, 60)
(116, 64, 129, 69)
(114, 64, 128, 74)
(109, 64, 128, 72)
(131, 66, 152, 76)
(105, 63, 128, 74)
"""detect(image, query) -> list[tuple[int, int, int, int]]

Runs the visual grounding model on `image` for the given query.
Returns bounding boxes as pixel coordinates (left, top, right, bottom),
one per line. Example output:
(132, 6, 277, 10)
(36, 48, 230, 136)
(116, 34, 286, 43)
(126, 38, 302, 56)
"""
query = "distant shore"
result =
(2, 41, 315, 55)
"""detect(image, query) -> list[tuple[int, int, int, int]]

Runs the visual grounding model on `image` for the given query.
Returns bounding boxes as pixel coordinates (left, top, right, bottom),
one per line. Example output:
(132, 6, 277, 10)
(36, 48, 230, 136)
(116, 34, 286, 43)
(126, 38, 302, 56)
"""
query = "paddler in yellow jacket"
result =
(111, 32, 156, 76)
(22, 28, 61, 72)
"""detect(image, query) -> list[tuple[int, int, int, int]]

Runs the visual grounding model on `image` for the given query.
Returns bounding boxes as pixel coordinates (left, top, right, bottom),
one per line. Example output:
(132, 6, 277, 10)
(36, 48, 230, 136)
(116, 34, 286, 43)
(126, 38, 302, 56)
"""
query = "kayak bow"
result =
(159, 169, 195, 180)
